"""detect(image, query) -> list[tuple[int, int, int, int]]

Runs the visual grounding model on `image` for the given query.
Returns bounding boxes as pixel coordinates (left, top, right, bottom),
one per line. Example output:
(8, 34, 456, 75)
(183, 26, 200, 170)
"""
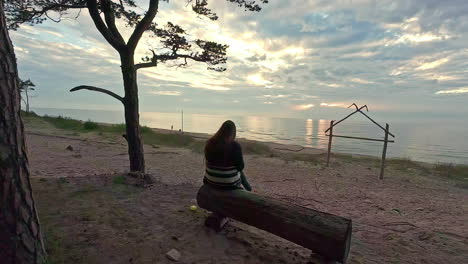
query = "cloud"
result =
(320, 103, 347, 108)
(436, 87, 468, 94)
(293, 104, 315, 110)
(190, 82, 231, 91)
(350, 78, 374, 84)
(264, 94, 289, 99)
(247, 74, 272, 86)
(150, 91, 182, 96)
(416, 58, 450, 71)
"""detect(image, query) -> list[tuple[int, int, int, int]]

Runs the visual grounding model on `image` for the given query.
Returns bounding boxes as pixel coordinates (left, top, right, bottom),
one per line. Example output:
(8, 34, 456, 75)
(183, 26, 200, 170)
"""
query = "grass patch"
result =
(433, 163, 468, 181)
(288, 153, 323, 165)
(69, 187, 101, 199)
(99, 123, 127, 134)
(238, 139, 273, 155)
(189, 140, 205, 153)
(25, 114, 127, 134)
(42, 226, 67, 264)
(387, 158, 430, 174)
(42, 115, 85, 131)
(140, 125, 153, 134)
(335, 153, 381, 167)
(141, 129, 196, 148)
(113, 175, 125, 184)
(21, 110, 39, 118)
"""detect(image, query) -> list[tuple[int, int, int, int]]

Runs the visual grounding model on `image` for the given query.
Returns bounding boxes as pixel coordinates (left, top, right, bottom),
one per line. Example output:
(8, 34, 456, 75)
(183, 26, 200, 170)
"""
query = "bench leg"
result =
(205, 213, 230, 232)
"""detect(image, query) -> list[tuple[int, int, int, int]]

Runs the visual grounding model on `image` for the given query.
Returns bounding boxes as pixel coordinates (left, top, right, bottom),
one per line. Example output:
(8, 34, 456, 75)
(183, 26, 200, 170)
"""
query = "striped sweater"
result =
(204, 141, 245, 189)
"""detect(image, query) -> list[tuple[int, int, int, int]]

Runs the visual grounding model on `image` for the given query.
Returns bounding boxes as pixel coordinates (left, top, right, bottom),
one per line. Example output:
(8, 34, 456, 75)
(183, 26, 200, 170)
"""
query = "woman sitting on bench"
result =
(203, 120, 252, 191)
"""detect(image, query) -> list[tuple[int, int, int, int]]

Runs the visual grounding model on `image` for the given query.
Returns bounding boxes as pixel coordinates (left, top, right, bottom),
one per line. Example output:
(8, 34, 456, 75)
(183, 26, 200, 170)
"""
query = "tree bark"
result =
(0, 1, 47, 262)
(120, 51, 145, 173)
(197, 185, 352, 263)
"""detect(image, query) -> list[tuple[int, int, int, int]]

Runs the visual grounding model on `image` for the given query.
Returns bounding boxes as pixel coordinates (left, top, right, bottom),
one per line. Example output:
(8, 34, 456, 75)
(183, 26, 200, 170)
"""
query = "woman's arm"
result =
(233, 142, 245, 171)
(240, 171, 252, 191)
(234, 142, 251, 191)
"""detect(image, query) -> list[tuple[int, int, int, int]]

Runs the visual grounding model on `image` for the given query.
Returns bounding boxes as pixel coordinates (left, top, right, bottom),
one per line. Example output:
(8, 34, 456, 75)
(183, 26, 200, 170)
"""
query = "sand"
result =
(26, 125, 468, 264)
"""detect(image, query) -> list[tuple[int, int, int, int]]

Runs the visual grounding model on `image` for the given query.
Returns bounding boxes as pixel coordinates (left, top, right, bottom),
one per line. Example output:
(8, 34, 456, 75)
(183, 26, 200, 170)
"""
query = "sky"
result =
(9, 0, 468, 121)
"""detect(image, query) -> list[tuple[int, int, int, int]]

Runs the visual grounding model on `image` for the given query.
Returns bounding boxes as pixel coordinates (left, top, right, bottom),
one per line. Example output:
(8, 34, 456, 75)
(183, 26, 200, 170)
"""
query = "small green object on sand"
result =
(190, 205, 197, 211)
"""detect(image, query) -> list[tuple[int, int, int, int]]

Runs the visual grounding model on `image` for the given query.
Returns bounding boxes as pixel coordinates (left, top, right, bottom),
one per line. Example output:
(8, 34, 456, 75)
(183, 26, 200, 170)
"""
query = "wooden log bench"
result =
(197, 185, 352, 264)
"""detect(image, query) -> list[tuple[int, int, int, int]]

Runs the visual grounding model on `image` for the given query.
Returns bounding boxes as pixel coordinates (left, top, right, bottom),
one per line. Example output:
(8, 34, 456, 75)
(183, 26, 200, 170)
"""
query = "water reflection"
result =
(317, 119, 329, 149)
(305, 119, 313, 146)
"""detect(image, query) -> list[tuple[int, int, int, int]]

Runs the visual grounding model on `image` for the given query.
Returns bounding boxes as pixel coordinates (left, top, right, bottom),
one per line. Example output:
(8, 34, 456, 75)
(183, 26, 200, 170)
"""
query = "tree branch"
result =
(135, 61, 157, 70)
(127, 0, 159, 52)
(135, 54, 203, 70)
(70, 85, 124, 102)
(5, 1, 88, 30)
(86, 0, 124, 51)
(136, 38, 228, 72)
(101, 0, 125, 45)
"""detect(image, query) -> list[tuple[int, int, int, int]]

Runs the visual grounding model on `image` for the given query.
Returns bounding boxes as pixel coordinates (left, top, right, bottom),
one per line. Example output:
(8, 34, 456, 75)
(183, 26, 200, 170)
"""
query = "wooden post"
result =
(326, 120, 334, 167)
(380, 123, 389, 179)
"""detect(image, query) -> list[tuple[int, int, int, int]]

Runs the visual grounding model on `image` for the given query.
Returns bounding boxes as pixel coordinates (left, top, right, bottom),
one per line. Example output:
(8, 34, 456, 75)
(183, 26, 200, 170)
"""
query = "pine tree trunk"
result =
(0, 2, 46, 263)
(25, 88, 29, 113)
(120, 51, 145, 173)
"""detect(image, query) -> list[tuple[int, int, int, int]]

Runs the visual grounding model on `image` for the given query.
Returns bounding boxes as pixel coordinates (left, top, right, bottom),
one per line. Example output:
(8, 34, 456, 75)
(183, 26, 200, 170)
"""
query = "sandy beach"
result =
(25, 116, 468, 264)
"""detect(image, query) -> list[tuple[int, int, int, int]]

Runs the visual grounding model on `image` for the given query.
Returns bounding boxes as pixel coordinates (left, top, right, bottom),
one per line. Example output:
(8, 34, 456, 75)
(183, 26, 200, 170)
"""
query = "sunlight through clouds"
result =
(416, 58, 450, 71)
(436, 87, 468, 95)
(320, 103, 346, 108)
(293, 104, 315, 110)
(247, 74, 271, 86)
(150, 91, 182, 96)
(350, 78, 374, 84)
(264, 94, 289, 99)
(190, 82, 231, 91)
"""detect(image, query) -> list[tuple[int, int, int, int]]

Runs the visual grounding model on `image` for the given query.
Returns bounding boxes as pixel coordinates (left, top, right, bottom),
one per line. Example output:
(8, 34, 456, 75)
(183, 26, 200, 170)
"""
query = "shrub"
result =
(42, 115, 83, 130)
(83, 120, 99, 130)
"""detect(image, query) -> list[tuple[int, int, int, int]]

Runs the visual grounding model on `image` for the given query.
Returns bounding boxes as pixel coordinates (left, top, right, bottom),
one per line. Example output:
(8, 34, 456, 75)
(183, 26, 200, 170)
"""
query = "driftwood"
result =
(197, 185, 352, 263)
(324, 103, 395, 179)
(325, 134, 395, 143)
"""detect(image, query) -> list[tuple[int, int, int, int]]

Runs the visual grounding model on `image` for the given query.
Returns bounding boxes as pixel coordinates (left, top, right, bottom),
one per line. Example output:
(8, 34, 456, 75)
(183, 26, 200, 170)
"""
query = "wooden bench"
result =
(197, 185, 352, 264)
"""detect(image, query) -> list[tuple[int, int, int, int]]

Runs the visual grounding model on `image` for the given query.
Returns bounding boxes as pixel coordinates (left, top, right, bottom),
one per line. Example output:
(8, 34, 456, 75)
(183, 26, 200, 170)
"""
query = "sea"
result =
(32, 108, 468, 165)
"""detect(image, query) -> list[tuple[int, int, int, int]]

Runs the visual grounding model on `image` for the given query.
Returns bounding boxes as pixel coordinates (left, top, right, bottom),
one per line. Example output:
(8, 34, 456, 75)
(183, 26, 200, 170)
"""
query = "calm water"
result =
(32, 108, 468, 165)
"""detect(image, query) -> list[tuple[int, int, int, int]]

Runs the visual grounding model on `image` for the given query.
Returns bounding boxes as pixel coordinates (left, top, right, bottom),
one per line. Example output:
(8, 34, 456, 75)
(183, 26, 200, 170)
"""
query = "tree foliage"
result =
(19, 78, 36, 112)
(19, 78, 35, 92)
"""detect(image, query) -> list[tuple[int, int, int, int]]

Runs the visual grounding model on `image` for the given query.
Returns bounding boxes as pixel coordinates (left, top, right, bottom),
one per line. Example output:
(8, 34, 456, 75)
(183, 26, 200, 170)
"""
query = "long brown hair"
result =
(204, 120, 236, 157)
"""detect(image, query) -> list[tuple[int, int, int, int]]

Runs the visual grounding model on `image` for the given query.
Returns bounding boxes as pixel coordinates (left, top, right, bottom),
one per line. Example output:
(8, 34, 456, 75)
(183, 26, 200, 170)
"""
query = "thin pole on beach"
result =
(326, 120, 334, 167)
(380, 123, 389, 179)
(181, 109, 184, 133)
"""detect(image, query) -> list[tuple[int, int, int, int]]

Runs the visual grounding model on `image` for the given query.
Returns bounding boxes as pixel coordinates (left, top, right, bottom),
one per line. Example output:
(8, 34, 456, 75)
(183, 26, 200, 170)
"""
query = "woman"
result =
(204, 120, 252, 191)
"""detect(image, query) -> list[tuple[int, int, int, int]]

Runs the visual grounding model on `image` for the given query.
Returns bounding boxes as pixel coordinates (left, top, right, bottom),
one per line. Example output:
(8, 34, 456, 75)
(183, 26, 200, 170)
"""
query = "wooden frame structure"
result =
(325, 104, 395, 179)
